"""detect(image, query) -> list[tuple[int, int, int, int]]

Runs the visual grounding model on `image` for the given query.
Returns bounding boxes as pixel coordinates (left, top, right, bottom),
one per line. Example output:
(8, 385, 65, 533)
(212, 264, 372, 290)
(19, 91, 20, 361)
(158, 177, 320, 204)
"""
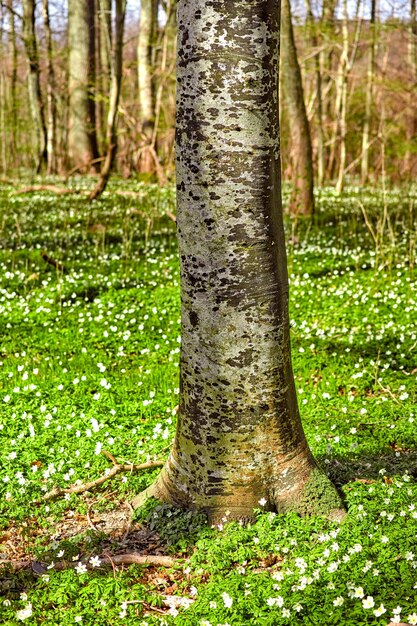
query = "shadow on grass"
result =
(322, 448, 417, 488)
(1, 447, 416, 597)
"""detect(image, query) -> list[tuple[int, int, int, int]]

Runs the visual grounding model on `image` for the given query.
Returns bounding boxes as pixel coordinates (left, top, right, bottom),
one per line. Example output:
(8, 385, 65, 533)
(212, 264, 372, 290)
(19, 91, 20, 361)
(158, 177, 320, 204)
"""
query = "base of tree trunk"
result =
(132, 464, 345, 524)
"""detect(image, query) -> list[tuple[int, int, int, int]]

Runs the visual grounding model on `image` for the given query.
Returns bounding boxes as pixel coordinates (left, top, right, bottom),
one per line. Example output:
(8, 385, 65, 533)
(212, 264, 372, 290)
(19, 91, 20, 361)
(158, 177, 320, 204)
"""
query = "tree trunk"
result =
(320, 0, 338, 164)
(305, 0, 324, 187)
(22, 0, 48, 173)
(336, 0, 362, 192)
(90, 0, 126, 200)
(335, 0, 349, 192)
(6, 0, 17, 167)
(0, 53, 6, 173)
(405, 0, 417, 177)
(96, 0, 112, 150)
(68, 0, 99, 172)
(281, 0, 315, 215)
(360, 0, 377, 185)
(137, 0, 158, 174)
(132, 0, 343, 522)
(42, 0, 57, 174)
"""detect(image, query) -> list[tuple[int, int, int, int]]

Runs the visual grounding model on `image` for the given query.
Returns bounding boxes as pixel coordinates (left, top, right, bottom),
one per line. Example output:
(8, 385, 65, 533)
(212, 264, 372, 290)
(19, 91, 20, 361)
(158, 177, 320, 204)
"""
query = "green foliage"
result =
(0, 182, 416, 625)
(295, 468, 344, 517)
(134, 498, 209, 551)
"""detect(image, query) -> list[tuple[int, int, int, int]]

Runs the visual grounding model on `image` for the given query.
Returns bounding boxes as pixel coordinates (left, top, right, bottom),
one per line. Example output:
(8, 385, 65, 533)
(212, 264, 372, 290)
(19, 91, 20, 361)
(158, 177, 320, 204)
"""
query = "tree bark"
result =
(90, 0, 127, 199)
(6, 0, 17, 167)
(137, 0, 158, 173)
(132, 0, 343, 522)
(281, 0, 315, 215)
(360, 0, 377, 185)
(42, 0, 57, 174)
(22, 0, 48, 173)
(305, 0, 324, 187)
(335, 0, 349, 192)
(0, 41, 6, 172)
(96, 0, 112, 150)
(68, 0, 99, 172)
(405, 0, 417, 178)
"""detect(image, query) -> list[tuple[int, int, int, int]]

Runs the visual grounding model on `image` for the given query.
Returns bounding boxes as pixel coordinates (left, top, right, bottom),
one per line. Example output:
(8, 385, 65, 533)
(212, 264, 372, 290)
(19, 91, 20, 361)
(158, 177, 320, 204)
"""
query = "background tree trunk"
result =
(361, 0, 377, 185)
(335, 0, 350, 192)
(133, 0, 342, 522)
(90, 0, 127, 199)
(42, 0, 57, 174)
(68, 0, 99, 172)
(0, 8, 6, 173)
(305, 0, 324, 187)
(137, 0, 158, 174)
(405, 0, 417, 178)
(281, 0, 315, 215)
(6, 0, 17, 168)
(96, 0, 112, 150)
(22, 0, 48, 173)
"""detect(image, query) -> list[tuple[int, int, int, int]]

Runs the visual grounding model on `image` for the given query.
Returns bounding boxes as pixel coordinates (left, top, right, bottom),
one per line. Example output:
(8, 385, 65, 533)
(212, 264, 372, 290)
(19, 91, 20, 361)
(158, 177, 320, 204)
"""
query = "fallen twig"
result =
(41, 251, 67, 273)
(86, 505, 99, 532)
(1, 553, 181, 573)
(104, 554, 178, 567)
(16, 185, 80, 195)
(121, 501, 135, 543)
(40, 460, 164, 502)
(102, 449, 118, 466)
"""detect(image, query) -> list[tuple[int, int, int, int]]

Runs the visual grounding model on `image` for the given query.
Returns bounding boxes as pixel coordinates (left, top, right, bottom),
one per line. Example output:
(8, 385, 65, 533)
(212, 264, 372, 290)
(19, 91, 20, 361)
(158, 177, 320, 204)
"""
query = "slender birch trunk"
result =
(22, 0, 48, 173)
(133, 0, 343, 522)
(305, 0, 324, 187)
(281, 0, 315, 215)
(6, 0, 17, 166)
(90, 0, 126, 199)
(335, 0, 349, 192)
(331, 0, 362, 191)
(320, 0, 338, 152)
(96, 0, 112, 150)
(405, 0, 417, 177)
(68, 0, 99, 172)
(0, 56, 6, 173)
(361, 0, 377, 185)
(42, 0, 57, 174)
(137, 0, 158, 173)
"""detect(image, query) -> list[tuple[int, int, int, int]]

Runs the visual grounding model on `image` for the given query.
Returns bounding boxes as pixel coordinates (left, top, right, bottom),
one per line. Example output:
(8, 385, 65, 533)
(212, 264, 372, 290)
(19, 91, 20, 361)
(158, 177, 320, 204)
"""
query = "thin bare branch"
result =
(40, 460, 164, 502)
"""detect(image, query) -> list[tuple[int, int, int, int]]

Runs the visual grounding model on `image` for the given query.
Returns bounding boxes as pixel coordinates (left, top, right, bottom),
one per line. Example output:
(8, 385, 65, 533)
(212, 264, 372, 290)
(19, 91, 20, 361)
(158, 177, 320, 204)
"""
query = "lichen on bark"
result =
(132, 0, 344, 523)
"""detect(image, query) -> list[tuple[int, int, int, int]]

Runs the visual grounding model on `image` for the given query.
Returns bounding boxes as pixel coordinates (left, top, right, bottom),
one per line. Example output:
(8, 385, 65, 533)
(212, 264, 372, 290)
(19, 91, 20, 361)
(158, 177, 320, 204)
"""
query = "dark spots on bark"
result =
(204, 217, 216, 229)
(190, 453, 204, 467)
(189, 310, 199, 327)
(206, 487, 224, 496)
(208, 475, 223, 484)
(226, 348, 254, 368)
(181, 27, 189, 48)
(228, 223, 249, 242)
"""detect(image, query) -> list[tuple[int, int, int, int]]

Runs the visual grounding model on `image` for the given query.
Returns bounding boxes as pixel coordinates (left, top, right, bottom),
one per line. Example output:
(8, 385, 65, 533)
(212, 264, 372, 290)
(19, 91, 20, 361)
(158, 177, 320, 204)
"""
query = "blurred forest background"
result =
(0, 0, 415, 208)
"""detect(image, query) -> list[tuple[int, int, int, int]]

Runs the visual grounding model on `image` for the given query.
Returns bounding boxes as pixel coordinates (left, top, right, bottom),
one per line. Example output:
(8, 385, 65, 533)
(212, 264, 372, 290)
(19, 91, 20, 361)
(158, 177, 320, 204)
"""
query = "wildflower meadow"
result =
(0, 182, 416, 625)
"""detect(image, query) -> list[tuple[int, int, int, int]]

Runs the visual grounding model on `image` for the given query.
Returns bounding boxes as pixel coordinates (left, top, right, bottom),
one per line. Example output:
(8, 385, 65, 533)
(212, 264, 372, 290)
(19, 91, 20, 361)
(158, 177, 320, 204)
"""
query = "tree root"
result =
(0, 553, 182, 573)
(39, 460, 164, 502)
(41, 251, 67, 273)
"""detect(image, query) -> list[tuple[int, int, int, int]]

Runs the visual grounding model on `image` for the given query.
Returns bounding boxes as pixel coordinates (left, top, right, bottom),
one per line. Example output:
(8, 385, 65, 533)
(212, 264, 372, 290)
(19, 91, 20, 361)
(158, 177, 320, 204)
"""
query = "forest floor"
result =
(0, 180, 416, 625)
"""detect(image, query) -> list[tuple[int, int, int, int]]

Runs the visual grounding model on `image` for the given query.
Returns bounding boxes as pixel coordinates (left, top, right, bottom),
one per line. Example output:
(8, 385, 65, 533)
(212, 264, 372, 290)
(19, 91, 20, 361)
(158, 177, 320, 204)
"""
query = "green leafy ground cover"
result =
(0, 181, 416, 625)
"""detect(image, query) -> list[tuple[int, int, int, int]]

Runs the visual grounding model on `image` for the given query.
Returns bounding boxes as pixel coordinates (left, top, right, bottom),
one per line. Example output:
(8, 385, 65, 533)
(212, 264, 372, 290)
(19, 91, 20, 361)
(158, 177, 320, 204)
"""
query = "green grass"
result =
(0, 180, 416, 625)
